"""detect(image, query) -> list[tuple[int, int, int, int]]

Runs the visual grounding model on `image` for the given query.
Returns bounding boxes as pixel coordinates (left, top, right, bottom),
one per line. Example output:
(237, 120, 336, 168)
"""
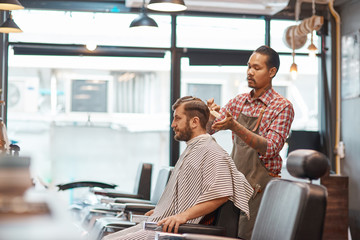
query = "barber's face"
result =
(247, 52, 276, 91)
(171, 104, 193, 142)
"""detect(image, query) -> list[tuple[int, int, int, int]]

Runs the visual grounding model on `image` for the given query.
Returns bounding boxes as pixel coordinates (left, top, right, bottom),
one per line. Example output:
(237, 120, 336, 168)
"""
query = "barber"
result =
(207, 45, 294, 240)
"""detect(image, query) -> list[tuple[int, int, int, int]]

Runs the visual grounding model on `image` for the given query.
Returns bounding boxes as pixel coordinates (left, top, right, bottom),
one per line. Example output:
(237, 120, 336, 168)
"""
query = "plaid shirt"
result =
(214, 88, 294, 175)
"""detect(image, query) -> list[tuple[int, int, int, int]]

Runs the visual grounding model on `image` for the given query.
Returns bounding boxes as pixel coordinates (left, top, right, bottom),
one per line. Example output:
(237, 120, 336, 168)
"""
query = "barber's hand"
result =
(207, 98, 221, 120)
(144, 209, 154, 216)
(157, 213, 187, 233)
(212, 111, 235, 131)
(207, 98, 220, 112)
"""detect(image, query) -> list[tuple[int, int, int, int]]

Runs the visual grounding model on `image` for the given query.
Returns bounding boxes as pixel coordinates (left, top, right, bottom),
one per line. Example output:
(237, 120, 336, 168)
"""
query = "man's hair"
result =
(172, 96, 210, 129)
(254, 45, 280, 75)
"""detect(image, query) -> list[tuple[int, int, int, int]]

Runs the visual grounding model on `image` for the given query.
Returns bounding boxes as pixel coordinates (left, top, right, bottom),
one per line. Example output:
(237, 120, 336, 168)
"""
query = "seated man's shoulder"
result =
(204, 138, 230, 158)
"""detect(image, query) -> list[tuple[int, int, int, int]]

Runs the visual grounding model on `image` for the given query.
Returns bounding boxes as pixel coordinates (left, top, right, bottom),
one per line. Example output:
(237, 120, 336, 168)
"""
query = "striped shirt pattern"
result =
(213, 88, 294, 174)
(104, 134, 253, 240)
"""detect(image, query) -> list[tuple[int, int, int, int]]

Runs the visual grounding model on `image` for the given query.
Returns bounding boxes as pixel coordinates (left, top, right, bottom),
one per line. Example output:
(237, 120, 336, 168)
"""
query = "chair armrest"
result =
(92, 189, 144, 199)
(101, 197, 152, 205)
(179, 224, 225, 236)
(144, 222, 225, 236)
(154, 232, 234, 240)
(109, 202, 155, 214)
(183, 233, 236, 240)
(129, 214, 149, 223)
(124, 203, 155, 213)
(89, 207, 123, 215)
(114, 197, 152, 204)
(155, 232, 185, 240)
(57, 181, 117, 191)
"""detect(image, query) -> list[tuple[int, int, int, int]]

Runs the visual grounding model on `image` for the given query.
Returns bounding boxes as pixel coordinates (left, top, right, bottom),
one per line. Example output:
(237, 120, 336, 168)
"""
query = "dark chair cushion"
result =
(286, 149, 329, 180)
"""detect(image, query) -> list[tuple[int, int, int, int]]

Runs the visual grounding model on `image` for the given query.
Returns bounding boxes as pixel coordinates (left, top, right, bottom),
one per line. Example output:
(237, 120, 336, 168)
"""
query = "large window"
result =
(8, 10, 172, 196)
(177, 16, 265, 50)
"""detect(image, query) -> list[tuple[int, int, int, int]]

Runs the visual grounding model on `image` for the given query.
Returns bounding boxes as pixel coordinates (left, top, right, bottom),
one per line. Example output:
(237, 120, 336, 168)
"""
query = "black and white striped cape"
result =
(103, 134, 254, 240)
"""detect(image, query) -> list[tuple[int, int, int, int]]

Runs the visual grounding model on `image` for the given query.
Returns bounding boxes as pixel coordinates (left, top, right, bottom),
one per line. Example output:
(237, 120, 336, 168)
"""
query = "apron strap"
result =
(251, 107, 266, 132)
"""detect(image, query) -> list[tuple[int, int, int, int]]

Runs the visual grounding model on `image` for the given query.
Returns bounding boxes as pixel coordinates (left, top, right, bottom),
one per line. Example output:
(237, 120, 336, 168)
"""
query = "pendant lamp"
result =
(0, 13, 22, 33)
(307, 0, 318, 58)
(0, 0, 24, 10)
(308, 32, 317, 59)
(289, 25, 297, 80)
(147, 0, 187, 12)
(130, 0, 158, 28)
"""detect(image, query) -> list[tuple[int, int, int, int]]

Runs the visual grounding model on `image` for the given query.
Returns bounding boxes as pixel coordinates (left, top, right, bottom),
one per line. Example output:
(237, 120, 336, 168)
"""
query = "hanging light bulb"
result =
(307, 0, 318, 59)
(308, 31, 318, 59)
(290, 62, 298, 80)
(290, 26, 298, 80)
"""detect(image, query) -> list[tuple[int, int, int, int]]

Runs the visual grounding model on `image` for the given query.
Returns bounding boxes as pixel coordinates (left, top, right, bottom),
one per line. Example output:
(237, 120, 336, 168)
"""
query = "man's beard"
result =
(174, 121, 192, 142)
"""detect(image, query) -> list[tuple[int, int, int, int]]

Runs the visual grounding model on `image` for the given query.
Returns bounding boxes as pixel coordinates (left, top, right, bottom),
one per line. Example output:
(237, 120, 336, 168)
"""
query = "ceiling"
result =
(19, 0, 353, 20)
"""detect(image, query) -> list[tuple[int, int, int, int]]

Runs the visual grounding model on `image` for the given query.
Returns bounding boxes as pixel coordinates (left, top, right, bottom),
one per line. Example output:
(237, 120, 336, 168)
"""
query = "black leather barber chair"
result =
(91, 163, 153, 200)
(150, 149, 329, 240)
(57, 162, 153, 200)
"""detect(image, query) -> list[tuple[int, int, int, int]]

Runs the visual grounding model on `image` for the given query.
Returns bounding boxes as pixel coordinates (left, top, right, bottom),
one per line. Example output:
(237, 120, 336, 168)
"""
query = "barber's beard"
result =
(174, 121, 193, 142)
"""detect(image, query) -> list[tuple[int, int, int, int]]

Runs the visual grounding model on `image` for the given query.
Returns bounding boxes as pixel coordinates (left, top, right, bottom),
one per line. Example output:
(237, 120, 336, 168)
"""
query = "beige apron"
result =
(230, 106, 274, 240)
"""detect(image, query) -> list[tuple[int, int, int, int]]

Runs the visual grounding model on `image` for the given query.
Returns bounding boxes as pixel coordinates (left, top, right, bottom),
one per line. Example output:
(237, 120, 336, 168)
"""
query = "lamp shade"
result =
(147, 0, 187, 12)
(130, 12, 158, 28)
(0, 0, 24, 10)
(290, 62, 298, 80)
(0, 14, 22, 33)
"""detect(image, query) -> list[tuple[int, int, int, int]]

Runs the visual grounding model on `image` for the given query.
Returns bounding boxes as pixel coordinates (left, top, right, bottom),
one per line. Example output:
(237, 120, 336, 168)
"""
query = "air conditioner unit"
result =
(8, 78, 38, 113)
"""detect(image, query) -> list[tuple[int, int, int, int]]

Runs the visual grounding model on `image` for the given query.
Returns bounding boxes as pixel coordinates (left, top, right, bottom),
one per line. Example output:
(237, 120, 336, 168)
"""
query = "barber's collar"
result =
(248, 88, 274, 105)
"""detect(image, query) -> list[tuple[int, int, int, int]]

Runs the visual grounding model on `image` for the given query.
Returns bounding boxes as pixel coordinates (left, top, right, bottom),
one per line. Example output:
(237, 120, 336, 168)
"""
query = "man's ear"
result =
(190, 117, 200, 129)
(269, 67, 277, 78)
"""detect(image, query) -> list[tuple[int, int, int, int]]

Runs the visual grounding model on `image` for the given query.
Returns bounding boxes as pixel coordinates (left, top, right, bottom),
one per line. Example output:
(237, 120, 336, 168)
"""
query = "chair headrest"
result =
(286, 149, 330, 180)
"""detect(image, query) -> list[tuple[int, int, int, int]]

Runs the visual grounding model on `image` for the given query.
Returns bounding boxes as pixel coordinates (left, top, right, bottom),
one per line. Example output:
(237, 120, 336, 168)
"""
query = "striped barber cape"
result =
(103, 133, 253, 240)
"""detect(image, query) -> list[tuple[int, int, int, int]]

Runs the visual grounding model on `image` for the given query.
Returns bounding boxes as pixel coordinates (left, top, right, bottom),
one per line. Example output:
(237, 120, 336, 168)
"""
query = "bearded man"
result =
(103, 96, 253, 240)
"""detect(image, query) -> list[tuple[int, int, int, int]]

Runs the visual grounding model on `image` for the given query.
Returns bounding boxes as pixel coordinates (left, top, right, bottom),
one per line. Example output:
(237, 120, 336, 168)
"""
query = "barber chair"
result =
(149, 149, 329, 240)
(85, 167, 173, 240)
(91, 163, 153, 200)
(57, 162, 153, 200)
(101, 166, 172, 206)
(56, 162, 152, 219)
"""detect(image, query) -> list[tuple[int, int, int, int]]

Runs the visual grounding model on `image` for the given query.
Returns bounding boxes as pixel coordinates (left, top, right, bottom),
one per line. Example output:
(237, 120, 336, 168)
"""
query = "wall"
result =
(338, 1, 360, 239)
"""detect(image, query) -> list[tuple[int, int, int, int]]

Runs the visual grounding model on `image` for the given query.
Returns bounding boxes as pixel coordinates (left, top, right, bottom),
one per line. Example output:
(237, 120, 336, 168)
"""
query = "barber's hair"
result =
(172, 96, 210, 129)
(254, 45, 280, 75)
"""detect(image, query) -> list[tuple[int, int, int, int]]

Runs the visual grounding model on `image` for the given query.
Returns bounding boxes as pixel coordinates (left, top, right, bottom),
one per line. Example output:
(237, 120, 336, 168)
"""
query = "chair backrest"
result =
(251, 149, 329, 240)
(212, 200, 239, 237)
(133, 163, 153, 200)
(150, 167, 173, 205)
